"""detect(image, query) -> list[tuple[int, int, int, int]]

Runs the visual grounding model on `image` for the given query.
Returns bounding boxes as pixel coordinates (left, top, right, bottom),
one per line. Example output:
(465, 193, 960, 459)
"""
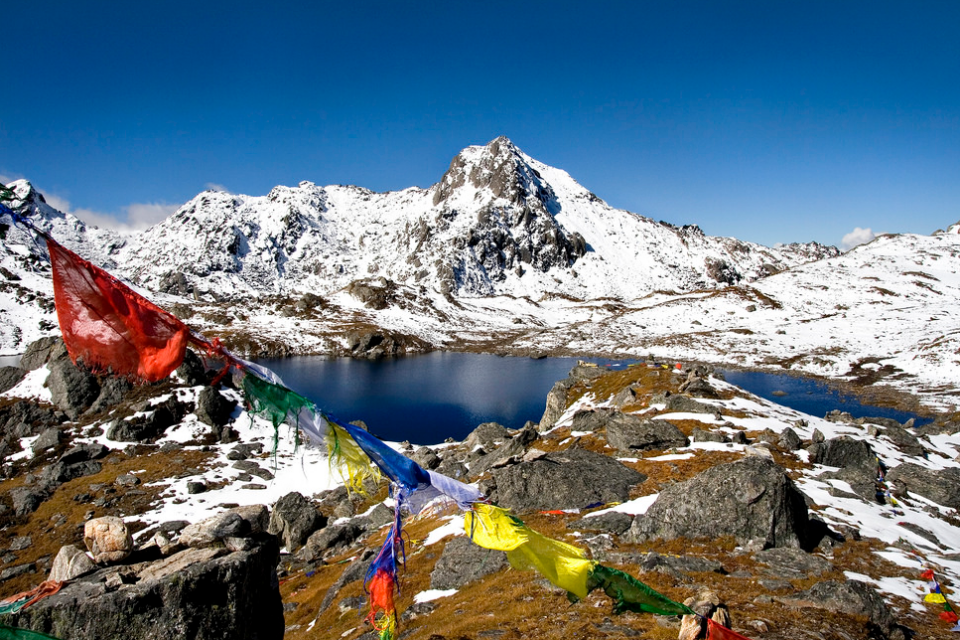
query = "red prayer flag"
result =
(942, 611, 959, 624)
(47, 238, 191, 382)
(708, 619, 755, 640)
(922, 570, 935, 581)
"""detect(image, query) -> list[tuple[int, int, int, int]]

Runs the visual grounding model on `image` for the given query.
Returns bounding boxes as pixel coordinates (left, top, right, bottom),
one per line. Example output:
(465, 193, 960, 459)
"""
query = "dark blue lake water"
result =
(255, 353, 630, 444)
(720, 369, 930, 427)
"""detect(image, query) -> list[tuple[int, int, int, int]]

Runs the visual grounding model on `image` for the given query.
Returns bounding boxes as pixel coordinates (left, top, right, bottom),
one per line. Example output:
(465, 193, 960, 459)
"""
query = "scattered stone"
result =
(83, 516, 133, 564)
(303, 522, 364, 559)
(9, 486, 48, 516)
(31, 428, 62, 454)
(107, 396, 190, 443)
(230, 505, 269, 535)
(9, 536, 32, 551)
(691, 428, 727, 443)
(665, 395, 715, 414)
(627, 457, 810, 549)
(267, 492, 325, 551)
(186, 481, 207, 494)
(778, 427, 802, 451)
(605, 416, 689, 452)
(430, 536, 508, 590)
(48, 544, 97, 582)
(174, 348, 208, 386)
(61, 443, 108, 464)
(755, 547, 833, 578)
(196, 387, 237, 429)
(86, 376, 133, 416)
(494, 448, 646, 512)
(0, 563, 36, 582)
(464, 422, 509, 449)
(411, 447, 441, 470)
(811, 428, 825, 443)
(471, 438, 526, 475)
(567, 512, 634, 535)
(679, 590, 730, 640)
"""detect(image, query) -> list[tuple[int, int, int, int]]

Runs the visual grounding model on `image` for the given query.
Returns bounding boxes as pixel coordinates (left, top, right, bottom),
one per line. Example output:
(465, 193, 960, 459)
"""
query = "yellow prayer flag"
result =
(926, 593, 947, 604)
(465, 504, 528, 551)
(328, 420, 380, 494)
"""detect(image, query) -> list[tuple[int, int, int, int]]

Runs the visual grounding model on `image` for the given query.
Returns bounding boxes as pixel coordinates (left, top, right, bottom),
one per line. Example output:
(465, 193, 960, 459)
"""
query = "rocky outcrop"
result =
(430, 536, 508, 590)
(2, 539, 284, 640)
(776, 580, 904, 640)
(267, 492, 325, 551)
(886, 463, 960, 509)
(627, 457, 811, 549)
(604, 416, 689, 453)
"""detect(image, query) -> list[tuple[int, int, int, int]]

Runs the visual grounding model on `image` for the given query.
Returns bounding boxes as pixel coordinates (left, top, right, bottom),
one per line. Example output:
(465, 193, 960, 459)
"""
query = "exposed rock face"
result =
(754, 547, 833, 578)
(886, 463, 960, 509)
(195, 387, 237, 429)
(430, 536, 508, 590)
(538, 364, 606, 431)
(494, 448, 646, 512)
(107, 396, 191, 443)
(627, 457, 810, 549)
(567, 512, 634, 535)
(19, 337, 60, 371)
(3, 540, 284, 640)
(0, 367, 26, 394)
(46, 352, 100, 420)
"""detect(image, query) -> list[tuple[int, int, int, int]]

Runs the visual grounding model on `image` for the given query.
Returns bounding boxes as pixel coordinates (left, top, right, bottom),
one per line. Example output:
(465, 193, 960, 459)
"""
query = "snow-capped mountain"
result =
(101, 137, 837, 300)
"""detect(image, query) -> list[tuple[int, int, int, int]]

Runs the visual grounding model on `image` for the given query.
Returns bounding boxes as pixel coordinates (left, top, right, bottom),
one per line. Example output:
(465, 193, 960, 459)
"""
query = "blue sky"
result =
(2, 1, 958, 248)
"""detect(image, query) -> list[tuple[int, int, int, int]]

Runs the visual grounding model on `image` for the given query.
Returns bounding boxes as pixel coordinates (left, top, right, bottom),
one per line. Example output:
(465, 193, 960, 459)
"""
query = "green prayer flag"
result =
(0, 625, 64, 640)
(585, 565, 694, 616)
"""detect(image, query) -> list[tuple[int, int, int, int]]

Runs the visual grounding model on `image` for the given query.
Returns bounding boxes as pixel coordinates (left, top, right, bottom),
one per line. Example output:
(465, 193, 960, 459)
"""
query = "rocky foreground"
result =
(0, 339, 958, 640)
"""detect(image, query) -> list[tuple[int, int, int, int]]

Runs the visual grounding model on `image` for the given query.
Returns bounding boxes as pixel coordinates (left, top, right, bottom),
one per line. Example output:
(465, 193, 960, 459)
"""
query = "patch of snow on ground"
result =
(414, 588, 458, 603)
(423, 515, 464, 546)
(1, 366, 51, 402)
(585, 494, 659, 518)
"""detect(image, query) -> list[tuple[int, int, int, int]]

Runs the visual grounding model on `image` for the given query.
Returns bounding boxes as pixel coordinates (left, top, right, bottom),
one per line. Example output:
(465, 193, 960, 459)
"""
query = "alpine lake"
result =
(254, 352, 930, 444)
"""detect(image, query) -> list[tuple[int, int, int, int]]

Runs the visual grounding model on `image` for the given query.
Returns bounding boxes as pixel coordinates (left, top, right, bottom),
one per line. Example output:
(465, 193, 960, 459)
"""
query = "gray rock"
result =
(569, 408, 621, 432)
(691, 428, 727, 443)
(818, 466, 879, 502)
(755, 547, 833, 578)
(107, 396, 190, 443)
(8, 487, 47, 516)
(175, 348, 208, 386)
(3, 539, 284, 640)
(0, 563, 35, 582)
(196, 387, 237, 429)
(470, 438, 526, 475)
(567, 512, 634, 535)
(179, 512, 244, 548)
(42, 460, 103, 485)
(808, 436, 875, 469)
(318, 553, 372, 614)
(61, 443, 108, 464)
(9, 536, 32, 551)
(886, 463, 960, 509)
(31, 427, 62, 454)
(115, 474, 141, 487)
(230, 505, 269, 535)
(435, 458, 469, 480)
(48, 544, 97, 582)
(267, 492, 324, 551)
(46, 355, 100, 420)
(86, 376, 133, 416)
(186, 482, 206, 494)
(776, 580, 896, 636)
(626, 456, 810, 549)
(605, 417, 689, 452)
(304, 522, 364, 559)
(411, 447, 441, 470)
(877, 425, 925, 457)
(494, 448, 646, 512)
(539, 378, 576, 431)
(430, 536, 508, 590)
(0, 367, 26, 394)
(464, 422, 509, 449)
(778, 427, 802, 451)
(638, 552, 724, 575)
(665, 395, 716, 414)
(19, 337, 60, 371)
(0, 400, 62, 440)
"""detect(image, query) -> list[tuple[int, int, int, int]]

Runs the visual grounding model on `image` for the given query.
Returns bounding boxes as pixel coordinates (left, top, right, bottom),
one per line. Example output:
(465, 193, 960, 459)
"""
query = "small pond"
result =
(719, 369, 930, 427)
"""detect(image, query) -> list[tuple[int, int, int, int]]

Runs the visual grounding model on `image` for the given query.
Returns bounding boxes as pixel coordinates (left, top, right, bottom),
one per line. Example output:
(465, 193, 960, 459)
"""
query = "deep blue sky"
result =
(3, 1, 958, 247)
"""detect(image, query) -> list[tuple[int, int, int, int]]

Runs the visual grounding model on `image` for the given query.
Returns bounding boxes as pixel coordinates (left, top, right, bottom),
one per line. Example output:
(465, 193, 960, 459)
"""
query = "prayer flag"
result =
(47, 238, 190, 382)
(707, 619, 755, 640)
(587, 564, 693, 616)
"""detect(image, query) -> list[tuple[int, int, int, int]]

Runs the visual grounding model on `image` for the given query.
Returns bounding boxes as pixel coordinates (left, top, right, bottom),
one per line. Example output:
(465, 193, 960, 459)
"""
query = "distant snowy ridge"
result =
(22, 136, 835, 301)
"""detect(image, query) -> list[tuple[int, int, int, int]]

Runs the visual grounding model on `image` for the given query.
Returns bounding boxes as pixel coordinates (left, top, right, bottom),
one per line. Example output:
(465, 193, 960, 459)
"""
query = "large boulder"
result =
(807, 436, 875, 469)
(604, 417, 689, 452)
(83, 516, 133, 564)
(46, 354, 101, 419)
(886, 463, 960, 509)
(776, 580, 900, 639)
(626, 456, 810, 549)
(19, 337, 60, 371)
(430, 536, 508, 590)
(107, 396, 191, 443)
(0, 367, 26, 394)
(195, 387, 237, 429)
(493, 448, 646, 512)
(538, 364, 605, 431)
(1, 540, 284, 640)
(267, 492, 325, 551)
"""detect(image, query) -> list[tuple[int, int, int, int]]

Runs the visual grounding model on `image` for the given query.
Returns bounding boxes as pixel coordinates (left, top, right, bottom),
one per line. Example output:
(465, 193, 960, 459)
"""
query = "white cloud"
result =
(841, 227, 876, 251)
(36, 188, 178, 232)
(204, 183, 232, 194)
